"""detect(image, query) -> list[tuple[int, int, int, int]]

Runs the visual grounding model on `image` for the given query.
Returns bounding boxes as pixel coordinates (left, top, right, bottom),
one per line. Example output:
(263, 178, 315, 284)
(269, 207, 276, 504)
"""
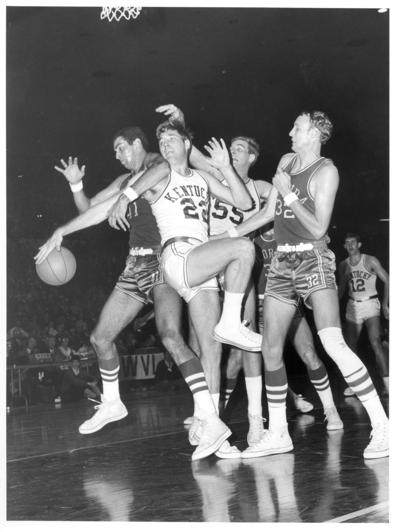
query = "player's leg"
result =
(188, 289, 239, 459)
(221, 348, 243, 409)
(79, 287, 143, 434)
(241, 284, 264, 445)
(342, 318, 363, 396)
(185, 238, 261, 351)
(242, 295, 296, 458)
(309, 289, 388, 459)
(289, 314, 343, 430)
(153, 283, 223, 451)
(364, 315, 389, 392)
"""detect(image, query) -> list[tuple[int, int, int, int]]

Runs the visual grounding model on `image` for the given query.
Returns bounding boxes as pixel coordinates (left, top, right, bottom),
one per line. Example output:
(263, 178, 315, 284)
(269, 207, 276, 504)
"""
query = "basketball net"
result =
(100, 6, 142, 22)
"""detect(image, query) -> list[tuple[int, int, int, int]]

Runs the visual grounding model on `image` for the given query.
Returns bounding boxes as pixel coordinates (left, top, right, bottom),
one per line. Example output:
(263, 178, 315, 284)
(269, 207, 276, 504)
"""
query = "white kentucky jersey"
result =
(150, 168, 209, 245)
(345, 254, 378, 300)
(209, 178, 261, 236)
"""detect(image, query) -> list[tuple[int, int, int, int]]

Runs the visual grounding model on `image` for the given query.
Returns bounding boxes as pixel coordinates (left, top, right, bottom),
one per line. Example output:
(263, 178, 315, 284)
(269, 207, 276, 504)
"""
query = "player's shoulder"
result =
(112, 172, 131, 187)
(278, 152, 296, 169)
(364, 254, 380, 268)
(319, 157, 338, 175)
(254, 178, 272, 197)
(145, 151, 164, 168)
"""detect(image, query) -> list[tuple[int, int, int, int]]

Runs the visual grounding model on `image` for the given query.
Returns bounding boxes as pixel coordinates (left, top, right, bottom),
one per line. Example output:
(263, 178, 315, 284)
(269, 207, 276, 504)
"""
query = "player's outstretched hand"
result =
(155, 104, 185, 125)
(55, 156, 85, 184)
(34, 228, 64, 264)
(204, 138, 230, 169)
(108, 194, 130, 231)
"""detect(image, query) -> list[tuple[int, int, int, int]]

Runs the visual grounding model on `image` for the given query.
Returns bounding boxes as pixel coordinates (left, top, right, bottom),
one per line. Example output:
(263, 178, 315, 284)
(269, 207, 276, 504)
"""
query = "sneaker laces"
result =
(369, 422, 389, 446)
(239, 323, 260, 341)
(88, 397, 102, 408)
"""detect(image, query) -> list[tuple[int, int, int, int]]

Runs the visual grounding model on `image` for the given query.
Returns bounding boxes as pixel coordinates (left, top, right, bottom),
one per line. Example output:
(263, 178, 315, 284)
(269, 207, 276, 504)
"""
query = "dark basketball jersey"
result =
(253, 229, 276, 296)
(120, 174, 161, 250)
(274, 155, 330, 245)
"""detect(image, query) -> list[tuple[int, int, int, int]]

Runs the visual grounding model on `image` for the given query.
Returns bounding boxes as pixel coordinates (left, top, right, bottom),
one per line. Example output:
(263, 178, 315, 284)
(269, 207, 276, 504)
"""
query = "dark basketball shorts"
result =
(115, 254, 164, 304)
(257, 294, 304, 332)
(265, 247, 337, 306)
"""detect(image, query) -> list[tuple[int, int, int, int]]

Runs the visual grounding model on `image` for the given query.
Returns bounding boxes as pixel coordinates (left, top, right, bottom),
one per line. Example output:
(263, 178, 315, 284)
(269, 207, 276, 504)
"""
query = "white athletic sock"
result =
(245, 376, 263, 417)
(100, 366, 120, 401)
(318, 327, 387, 426)
(219, 291, 244, 328)
(211, 393, 220, 414)
(194, 390, 217, 419)
(268, 404, 287, 432)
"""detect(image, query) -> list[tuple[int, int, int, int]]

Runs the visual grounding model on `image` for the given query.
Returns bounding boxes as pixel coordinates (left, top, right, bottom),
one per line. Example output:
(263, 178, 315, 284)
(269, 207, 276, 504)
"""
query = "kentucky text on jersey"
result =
(348, 270, 373, 281)
(164, 185, 208, 203)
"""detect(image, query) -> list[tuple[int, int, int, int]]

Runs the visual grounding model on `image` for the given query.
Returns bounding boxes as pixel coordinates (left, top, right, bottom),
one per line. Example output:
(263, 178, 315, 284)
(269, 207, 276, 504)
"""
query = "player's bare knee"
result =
(159, 327, 183, 354)
(235, 237, 255, 262)
(298, 343, 320, 368)
(90, 329, 113, 352)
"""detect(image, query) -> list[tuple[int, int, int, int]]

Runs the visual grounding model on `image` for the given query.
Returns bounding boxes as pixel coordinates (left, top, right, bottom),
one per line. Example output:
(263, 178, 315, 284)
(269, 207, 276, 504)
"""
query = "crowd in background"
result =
(7, 237, 165, 405)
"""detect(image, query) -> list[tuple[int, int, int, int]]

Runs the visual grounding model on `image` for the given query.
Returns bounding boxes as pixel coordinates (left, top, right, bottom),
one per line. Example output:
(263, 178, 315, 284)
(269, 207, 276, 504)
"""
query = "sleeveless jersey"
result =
(253, 229, 276, 296)
(149, 168, 209, 245)
(345, 254, 378, 300)
(209, 178, 261, 236)
(120, 173, 161, 250)
(274, 154, 330, 245)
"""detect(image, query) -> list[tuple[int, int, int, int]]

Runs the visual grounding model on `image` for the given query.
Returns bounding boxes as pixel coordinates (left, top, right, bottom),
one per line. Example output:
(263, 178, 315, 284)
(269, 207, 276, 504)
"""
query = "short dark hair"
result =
(231, 136, 260, 166)
(345, 232, 361, 243)
(301, 110, 333, 144)
(112, 126, 150, 152)
(156, 120, 193, 144)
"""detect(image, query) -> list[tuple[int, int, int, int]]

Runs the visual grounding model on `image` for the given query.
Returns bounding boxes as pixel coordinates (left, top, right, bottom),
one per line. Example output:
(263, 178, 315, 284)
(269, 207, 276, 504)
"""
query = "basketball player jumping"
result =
(34, 126, 247, 460)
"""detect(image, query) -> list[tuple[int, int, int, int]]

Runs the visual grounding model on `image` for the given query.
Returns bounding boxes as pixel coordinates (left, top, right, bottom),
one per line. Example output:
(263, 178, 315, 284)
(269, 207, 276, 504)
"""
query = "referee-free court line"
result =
(8, 420, 246, 463)
(325, 501, 388, 522)
(7, 429, 193, 463)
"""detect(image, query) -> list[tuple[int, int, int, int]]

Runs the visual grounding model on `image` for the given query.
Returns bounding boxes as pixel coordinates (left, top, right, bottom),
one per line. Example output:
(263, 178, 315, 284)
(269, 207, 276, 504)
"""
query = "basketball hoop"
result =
(100, 6, 142, 22)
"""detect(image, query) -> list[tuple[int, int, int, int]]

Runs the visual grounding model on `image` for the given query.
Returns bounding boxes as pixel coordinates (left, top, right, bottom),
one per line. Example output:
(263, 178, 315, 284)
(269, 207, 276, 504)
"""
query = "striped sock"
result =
(221, 378, 237, 407)
(100, 365, 120, 401)
(308, 364, 335, 410)
(344, 366, 387, 426)
(265, 366, 288, 431)
(318, 328, 387, 426)
(178, 358, 216, 419)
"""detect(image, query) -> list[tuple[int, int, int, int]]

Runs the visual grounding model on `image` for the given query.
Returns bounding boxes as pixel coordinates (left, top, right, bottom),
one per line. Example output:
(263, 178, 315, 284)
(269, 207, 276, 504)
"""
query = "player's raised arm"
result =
(212, 187, 278, 240)
(34, 191, 121, 264)
(156, 103, 223, 180)
(201, 138, 252, 210)
(55, 155, 128, 213)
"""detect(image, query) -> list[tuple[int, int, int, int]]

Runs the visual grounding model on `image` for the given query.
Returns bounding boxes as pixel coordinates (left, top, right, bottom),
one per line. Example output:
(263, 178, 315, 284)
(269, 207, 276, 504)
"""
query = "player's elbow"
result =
(238, 197, 253, 211)
(312, 226, 328, 240)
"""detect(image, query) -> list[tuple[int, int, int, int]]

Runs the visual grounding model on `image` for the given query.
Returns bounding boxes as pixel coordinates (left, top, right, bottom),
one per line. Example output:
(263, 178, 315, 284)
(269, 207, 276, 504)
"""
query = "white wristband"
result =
(283, 192, 298, 206)
(123, 186, 139, 202)
(70, 181, 83, 193)
(227, 227, 239, 238)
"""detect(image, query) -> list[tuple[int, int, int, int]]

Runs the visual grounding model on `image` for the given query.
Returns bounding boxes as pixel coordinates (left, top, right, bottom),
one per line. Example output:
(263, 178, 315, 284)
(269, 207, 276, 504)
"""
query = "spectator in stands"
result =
(155, 352, 182, 391)
(60, 356, 101, 403)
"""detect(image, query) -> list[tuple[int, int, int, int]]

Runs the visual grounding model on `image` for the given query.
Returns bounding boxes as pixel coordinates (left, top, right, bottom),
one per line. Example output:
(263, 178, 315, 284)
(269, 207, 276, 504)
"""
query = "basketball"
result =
(35, 246, 77, 286)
